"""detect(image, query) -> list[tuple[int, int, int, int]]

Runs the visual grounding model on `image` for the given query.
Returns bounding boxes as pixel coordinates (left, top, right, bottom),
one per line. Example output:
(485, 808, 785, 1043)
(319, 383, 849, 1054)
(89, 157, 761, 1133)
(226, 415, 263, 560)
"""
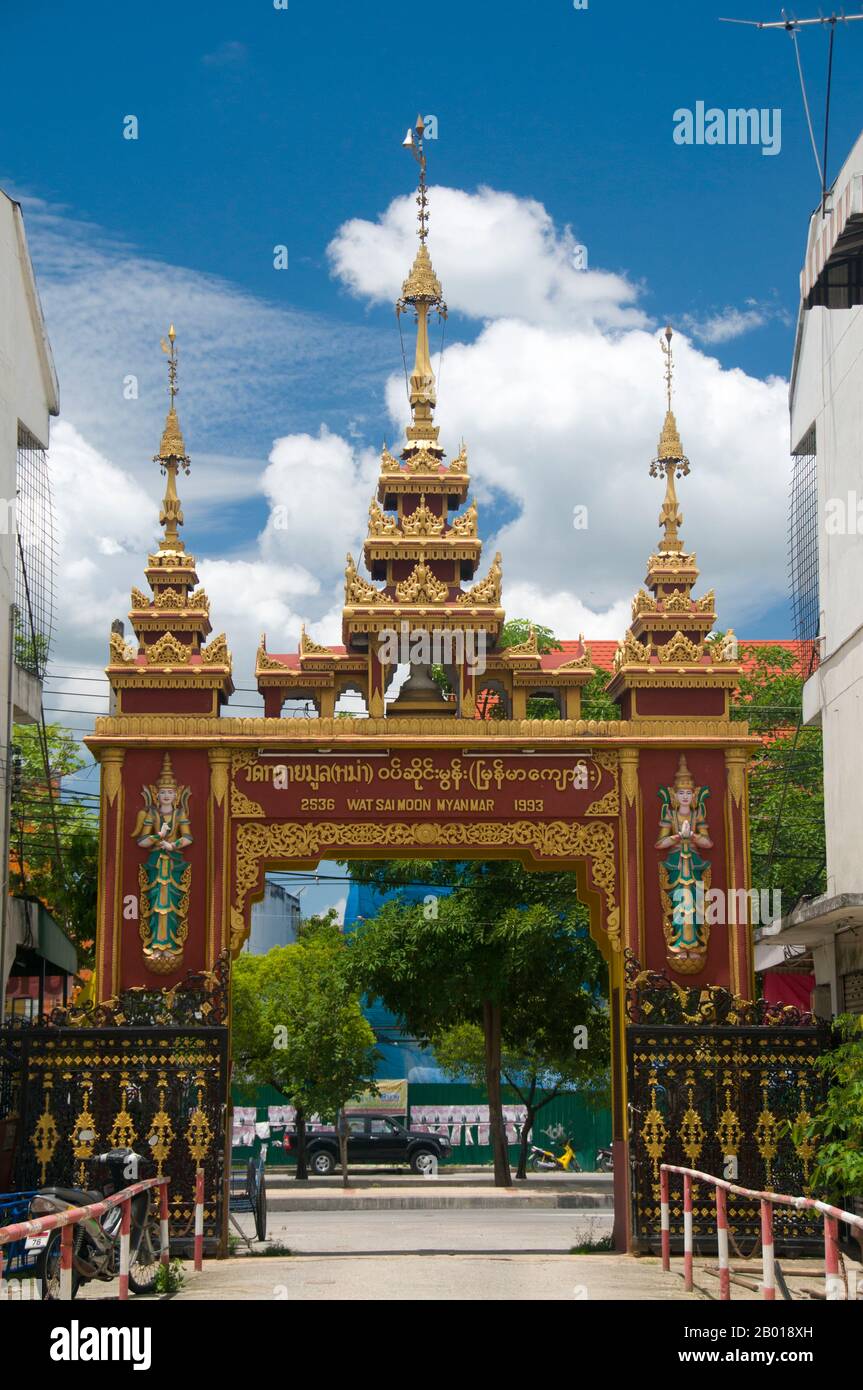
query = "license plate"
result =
(24, 1234, 49, 1251)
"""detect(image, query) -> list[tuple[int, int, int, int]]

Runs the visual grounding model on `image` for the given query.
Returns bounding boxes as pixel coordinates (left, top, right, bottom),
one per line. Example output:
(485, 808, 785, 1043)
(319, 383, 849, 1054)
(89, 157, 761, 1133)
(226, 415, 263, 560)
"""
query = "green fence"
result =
(232, 1082, 611, 1172)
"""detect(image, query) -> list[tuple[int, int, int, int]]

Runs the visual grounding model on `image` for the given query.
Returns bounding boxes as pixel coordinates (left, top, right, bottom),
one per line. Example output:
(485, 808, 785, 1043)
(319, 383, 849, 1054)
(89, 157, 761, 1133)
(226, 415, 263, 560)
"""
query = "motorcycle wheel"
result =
(38, 1229, 81, 1301)
(128, 1212, 162, 1295)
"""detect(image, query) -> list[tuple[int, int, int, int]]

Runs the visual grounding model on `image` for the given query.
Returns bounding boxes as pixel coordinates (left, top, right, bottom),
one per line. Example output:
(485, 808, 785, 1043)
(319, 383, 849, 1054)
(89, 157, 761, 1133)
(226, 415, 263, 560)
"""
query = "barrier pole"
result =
(0, 1244, 5, 1301)
(60, 1223, 73, 1301)
(118, 1197, 131, 1301)
(660, 1167, 670, 1272)
(160, 1181, 170, 1267)
(760, 1198, 775, 1300)
(683, 1173, 693, 1292)
(715, 1184, 730, 1300)
(824, 1214, 842, 1300)
(194, 1168, 204, 1271)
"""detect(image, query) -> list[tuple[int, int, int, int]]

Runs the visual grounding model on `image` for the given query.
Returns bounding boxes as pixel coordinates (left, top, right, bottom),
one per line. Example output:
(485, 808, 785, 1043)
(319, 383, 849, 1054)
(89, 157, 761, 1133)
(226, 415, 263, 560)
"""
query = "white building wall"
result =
(791, 139, 863, 903)
(0, 190, 59, 1003)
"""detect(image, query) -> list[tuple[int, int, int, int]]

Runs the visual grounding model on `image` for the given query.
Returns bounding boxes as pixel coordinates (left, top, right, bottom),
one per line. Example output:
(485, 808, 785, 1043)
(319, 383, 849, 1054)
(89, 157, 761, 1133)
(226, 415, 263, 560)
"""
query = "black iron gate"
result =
(626, 952, 828, 1253)
(0, 957, 230, 1246)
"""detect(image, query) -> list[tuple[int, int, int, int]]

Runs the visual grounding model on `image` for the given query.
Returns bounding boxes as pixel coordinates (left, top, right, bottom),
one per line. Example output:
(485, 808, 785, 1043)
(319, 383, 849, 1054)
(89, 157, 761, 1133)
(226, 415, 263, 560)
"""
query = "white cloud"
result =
(35, 181, 793, 708)
(328, 185, 647, 330)
(683, 298, 792, 345)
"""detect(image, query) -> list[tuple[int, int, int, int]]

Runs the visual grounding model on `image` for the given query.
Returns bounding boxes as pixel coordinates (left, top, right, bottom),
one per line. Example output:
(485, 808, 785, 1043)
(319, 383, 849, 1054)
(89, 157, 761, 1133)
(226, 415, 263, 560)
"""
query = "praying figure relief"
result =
(655, 754, 712, 975)
(132, 753, 192, 974)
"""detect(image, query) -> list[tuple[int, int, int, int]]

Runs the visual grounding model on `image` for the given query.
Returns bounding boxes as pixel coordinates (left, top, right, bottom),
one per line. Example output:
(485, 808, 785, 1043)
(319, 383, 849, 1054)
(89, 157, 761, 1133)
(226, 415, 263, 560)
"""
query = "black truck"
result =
(305, 1115, 451, 1175)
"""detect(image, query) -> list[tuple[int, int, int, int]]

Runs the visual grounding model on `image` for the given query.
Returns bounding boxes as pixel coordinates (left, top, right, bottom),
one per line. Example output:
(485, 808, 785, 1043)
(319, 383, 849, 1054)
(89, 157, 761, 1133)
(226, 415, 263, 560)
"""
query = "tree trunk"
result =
(516, 1107, 535, 1180)
(483, 999, 511, 1187)
(294, 1106, 308, 1181)
(339, 1132, 350, 1187)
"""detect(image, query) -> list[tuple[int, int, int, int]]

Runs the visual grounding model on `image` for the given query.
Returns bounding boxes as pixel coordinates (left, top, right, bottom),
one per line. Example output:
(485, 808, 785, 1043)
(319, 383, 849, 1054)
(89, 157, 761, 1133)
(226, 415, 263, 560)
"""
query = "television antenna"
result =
(720, 10, 863, 212)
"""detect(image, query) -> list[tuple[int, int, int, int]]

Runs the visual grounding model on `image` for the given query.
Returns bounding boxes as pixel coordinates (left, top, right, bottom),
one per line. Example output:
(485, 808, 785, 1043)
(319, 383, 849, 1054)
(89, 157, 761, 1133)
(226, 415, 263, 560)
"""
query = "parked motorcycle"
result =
(25, 1148, 162, 1300)
(528, 1137, 582, 1172)
(595, 1146, 613, 1172)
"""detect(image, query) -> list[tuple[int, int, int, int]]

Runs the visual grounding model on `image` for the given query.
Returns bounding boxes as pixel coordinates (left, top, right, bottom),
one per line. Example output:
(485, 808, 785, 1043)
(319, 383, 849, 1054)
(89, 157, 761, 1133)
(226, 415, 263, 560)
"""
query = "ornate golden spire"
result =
(649, 327, 690, 554)
(154, 325, 191, 552)
(397, 115, 447, 447)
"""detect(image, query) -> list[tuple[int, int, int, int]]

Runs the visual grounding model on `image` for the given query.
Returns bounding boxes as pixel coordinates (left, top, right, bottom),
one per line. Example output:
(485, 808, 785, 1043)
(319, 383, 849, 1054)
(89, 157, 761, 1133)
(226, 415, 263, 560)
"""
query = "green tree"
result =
(346, 860, 607, 1186)
(434, 997, 609, 1180)
(231, 913, 378, 1183)
(10, 723, 97, 968)
(729, 641, 826, 914)
(795, 1015, 863, 1257)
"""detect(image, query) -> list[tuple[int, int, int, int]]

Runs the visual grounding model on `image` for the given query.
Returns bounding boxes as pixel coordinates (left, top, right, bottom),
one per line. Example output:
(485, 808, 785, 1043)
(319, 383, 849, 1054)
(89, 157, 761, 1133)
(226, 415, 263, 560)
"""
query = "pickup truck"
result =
(305, 1115, 451, 1175)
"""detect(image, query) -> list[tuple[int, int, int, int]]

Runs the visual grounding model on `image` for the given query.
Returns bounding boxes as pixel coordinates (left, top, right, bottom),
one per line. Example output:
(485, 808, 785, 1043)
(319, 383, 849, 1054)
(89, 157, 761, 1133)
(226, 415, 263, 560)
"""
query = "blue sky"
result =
(6, 0, 857, 382)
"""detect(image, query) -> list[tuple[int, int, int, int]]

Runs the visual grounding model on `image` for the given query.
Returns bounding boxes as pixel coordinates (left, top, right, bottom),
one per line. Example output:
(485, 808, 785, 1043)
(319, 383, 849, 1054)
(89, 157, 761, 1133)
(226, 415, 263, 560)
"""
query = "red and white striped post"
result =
(194, 1168, 204, 1271)
(660, 1166, 671, 1272)
(760, 1198, 775, 1300)
(0, 1243, 5, 1301)
(824, 1213, 842, 1300)
(60, 1223, 73, 1301)
(682, 1173, 693, 1292)
(118, 1197, 131, 1301)
(160, 1180, 170, 1267)
(715, 1185, 730, 1300)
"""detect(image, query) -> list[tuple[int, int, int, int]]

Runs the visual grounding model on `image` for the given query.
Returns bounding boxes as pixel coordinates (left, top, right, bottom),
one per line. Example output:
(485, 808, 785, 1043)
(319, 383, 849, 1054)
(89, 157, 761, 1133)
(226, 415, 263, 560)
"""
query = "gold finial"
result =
(649, 326, 690, 553)
(402, 113, 429, 244)
(397, 115, 447, 446)
(154, 327, 190, 551)
(661, 325, 674, 411)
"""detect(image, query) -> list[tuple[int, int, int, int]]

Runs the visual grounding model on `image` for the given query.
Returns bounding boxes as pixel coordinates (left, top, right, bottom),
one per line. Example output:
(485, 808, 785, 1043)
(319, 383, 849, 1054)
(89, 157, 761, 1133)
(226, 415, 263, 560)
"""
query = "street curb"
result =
(267, 1193, 614, 1211)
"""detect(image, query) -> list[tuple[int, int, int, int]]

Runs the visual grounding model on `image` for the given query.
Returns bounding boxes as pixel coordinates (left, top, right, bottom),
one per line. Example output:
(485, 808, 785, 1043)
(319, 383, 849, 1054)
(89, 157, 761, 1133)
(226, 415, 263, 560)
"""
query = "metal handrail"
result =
(660, 1163, 862, 1301)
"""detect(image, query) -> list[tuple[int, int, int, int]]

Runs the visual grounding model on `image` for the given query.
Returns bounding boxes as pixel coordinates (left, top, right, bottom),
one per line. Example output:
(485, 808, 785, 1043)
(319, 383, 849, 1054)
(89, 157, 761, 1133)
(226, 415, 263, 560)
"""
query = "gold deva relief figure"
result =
(132, 754, 193, 974)
(656, 755, 712, 975)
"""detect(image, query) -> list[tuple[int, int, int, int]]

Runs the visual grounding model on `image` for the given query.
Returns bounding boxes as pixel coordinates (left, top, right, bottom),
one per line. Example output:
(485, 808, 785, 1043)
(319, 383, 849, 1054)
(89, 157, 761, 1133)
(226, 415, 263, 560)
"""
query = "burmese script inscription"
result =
(234, 751, 617, 820)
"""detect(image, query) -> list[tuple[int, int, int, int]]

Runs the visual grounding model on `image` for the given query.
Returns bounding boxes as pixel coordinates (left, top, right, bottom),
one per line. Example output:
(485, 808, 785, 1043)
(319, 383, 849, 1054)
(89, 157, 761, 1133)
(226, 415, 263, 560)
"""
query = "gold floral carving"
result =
(201, 633, 230, 666)
(368, 500, 399, 536)
(614, 634, 653, 670)
(154, 587, 187, 610)
(695, 590, 715, 612)
(631, 589, 654, 620)
(256, 636, 288, 671)
(109, 632, 137, 665)
(380, 446, 400, 473)
(101, 749, 125, 805)
(395, 560, 449, 603)
(345, 553, 393, 606)
(401, 494, 444, 536)
(619, 750, 639, 806)
(232, 819, 619, 951)
(725, 750, 747, 807)
(662, 589, 694, 614)
(131, 586, 150, 610)
(230, 751, 265, 818)
(502, 625, 539, 659)
(585, 751, 620, 816)
(448, 443, 468, 473)
(405, 447, 443, 473)
(450, 499, 478, 536)
(147, 632, 192, 665)
(655, 631, 704, 664)
(208, 749, 231, 807)
(457, 552, 502, 606)
(300, 626, 333, 658)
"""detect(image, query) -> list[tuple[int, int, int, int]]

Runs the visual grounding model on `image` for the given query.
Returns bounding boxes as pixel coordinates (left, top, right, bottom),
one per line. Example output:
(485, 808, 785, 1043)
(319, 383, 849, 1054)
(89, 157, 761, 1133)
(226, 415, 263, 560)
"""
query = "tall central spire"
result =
(397, 115, 447, 451)
(154, 324, 191, 553)
(649, 326, 690, 555)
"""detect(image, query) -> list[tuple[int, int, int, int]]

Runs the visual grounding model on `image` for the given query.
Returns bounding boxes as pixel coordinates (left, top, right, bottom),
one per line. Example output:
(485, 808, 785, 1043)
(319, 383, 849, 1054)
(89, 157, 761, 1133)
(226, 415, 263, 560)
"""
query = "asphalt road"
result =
(254, 1207, 613, 1254)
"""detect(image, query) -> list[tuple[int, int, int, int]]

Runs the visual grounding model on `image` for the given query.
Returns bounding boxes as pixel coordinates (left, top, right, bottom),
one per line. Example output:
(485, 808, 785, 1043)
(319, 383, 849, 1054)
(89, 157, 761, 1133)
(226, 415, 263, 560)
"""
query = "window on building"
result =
(788, 424, 819, 661)
(14, 424, 55, 678)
